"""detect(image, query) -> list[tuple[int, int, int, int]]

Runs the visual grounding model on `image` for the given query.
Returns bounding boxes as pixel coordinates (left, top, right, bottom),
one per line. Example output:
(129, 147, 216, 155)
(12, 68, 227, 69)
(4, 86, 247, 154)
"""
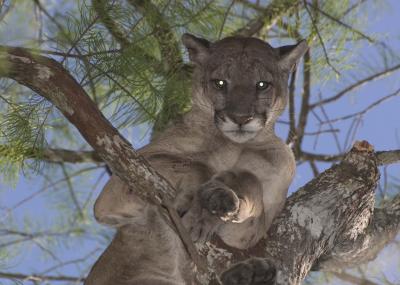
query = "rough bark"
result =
(0, 46, 174, 203)
(0, 46, 204, 271)
(200, 141, 381, 284)
(1, 47, 399, 284)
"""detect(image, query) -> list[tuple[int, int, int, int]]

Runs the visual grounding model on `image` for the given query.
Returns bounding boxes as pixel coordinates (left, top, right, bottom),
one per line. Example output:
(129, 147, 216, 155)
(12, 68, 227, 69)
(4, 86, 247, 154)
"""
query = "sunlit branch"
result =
(0, 46, 204, 271)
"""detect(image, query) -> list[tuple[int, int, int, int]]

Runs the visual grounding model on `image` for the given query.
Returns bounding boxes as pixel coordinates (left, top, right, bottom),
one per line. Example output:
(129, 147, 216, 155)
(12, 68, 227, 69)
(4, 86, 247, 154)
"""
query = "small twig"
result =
(317, 93, 343, 152)
(286, 69, 297, 144)
(305, 1, 375, 43)
(218, 0, 235, 39)
(294, 50, 311, 156)
(92, 0, 130, 48)
(303, 0, 340, 76)
(309, 160, 319, 176)
(60, 163, 85, 219)
(310, 63, 400, 108)
(321, 87, 400, 124)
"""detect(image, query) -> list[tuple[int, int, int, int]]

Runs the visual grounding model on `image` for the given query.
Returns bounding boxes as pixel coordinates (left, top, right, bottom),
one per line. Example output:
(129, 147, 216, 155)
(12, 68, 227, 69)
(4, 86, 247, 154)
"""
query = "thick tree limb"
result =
(1, 46, 399, 284)
(301, 149, 400, 166)
(201, 142, 395, 285)
(0, 46, 205, 272)
(315, 194, 400, 272)
(0, 46, 173, 203)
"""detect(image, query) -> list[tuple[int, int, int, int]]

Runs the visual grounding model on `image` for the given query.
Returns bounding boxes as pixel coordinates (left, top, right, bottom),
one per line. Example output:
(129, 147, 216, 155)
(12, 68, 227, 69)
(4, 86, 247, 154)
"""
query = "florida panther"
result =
(85, 33, 308, 285)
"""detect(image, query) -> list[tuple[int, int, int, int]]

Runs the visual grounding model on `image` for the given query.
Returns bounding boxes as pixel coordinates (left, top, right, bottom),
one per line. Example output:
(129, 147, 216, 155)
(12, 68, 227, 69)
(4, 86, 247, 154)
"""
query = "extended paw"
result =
(221, 258, 276, 285)
(199, 181, 240, 221)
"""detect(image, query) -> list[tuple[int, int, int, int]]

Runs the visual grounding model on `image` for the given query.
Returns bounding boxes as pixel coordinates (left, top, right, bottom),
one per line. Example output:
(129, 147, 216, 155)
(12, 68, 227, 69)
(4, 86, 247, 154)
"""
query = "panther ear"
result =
(182, 33, 210, 65)
(277, 40, 308, 72)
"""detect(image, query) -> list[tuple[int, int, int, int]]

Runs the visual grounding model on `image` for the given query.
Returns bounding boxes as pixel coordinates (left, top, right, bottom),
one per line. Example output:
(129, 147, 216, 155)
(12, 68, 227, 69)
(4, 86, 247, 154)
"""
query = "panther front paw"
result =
(199, 181, 240, 222)
(221, 258, 276, 285)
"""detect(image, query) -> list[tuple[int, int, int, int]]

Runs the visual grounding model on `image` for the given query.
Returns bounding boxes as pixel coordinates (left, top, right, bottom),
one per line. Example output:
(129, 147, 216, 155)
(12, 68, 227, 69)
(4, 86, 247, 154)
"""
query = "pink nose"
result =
(230, 115, 253, 125)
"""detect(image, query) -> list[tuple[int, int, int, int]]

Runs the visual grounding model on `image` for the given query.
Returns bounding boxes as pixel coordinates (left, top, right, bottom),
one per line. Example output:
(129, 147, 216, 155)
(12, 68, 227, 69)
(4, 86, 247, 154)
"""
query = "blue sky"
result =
(1, 1, 400, 284)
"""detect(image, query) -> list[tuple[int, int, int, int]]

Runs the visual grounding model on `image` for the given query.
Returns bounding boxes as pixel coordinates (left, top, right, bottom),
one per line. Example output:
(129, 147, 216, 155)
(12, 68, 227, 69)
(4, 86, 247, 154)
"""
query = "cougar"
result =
(85, 33, 308, 285)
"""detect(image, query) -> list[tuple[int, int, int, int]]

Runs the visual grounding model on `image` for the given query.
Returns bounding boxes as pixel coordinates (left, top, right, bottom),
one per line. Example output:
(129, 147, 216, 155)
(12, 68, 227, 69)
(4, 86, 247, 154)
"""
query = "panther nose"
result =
(230, 115, 253, 126)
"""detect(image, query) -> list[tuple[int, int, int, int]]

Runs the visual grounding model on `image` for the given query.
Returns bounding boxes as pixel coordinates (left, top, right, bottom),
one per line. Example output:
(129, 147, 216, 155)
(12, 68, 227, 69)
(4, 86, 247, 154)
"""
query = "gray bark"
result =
(1, 47, 399, 284)
(200, 141, 383, 284)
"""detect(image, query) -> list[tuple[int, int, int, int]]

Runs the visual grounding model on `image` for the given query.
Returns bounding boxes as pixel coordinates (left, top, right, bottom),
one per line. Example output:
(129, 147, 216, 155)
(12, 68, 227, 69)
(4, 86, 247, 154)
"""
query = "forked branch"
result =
(1, 47, 399, 284)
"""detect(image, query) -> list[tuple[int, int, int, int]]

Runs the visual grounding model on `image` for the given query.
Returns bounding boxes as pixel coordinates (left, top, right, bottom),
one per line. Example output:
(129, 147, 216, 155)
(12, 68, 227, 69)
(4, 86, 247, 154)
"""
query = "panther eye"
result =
(256, 81, 271, 90)
(213, 79, 227, 90)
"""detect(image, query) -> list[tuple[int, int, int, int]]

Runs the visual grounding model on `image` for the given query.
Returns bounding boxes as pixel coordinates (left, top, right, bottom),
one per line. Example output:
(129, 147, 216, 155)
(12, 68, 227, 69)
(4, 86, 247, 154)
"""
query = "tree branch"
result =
(91, 0, 162, 68)
(92, 0, 130, 48)
(286, 69, 297, 144)
(233, 0, 300, 37)
(293, 49, 311, 157)
(304, 1, 375, 43)
(310, 63, 400, 108)
(301, 149, 400, 166)
(315, 194, 400, 273)
(0, 145, 103, 164)
(333, 271, 379, 285)
(201, 141, 383, 284)
(0, 46, 205, 272)
(126, 0, 190, 131)
(0, 271, 84, 283)
(2, 46, 400, 284)
(127, 0, 182, 72)
(320, 87, 400, 124)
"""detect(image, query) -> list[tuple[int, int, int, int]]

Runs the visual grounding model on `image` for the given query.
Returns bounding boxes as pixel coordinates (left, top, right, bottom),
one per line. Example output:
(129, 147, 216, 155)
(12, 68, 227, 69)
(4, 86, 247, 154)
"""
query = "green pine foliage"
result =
(0, 0, 374, 175)
(1, 1, 399, 284)
(0, 90, 51, 183)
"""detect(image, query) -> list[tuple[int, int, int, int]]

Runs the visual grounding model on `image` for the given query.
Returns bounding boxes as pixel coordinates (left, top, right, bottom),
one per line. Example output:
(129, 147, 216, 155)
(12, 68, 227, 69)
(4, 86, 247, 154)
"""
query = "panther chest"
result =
(205, 142, 242, 172)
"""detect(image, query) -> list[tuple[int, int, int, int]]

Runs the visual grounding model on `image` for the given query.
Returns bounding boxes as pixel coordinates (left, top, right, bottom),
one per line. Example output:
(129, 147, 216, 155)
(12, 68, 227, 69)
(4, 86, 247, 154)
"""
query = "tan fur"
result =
(85, 34, 307, 285)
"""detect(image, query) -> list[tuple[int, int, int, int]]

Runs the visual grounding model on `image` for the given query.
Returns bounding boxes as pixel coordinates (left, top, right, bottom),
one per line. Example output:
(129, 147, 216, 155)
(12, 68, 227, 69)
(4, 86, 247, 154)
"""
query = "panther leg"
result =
(221, 258, 276, 285)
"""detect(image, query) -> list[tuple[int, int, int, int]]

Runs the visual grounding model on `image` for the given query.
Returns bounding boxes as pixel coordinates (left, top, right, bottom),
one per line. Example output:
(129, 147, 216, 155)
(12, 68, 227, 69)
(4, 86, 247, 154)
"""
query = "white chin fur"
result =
(222, 131, 258, 143)
(217, 117, 263, 143)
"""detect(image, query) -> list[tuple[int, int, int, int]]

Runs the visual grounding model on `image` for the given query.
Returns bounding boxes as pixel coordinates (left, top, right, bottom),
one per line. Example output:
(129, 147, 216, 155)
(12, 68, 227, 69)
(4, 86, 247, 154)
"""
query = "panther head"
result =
(182, 33, 308, 143)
